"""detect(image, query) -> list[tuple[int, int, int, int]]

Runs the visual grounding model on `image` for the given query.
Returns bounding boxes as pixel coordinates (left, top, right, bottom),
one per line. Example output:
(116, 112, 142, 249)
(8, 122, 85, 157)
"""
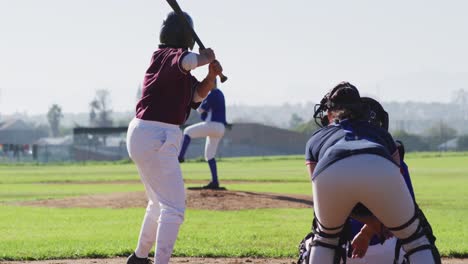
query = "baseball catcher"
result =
(299, 82, 440, 264)
(346, 97, 439, 263)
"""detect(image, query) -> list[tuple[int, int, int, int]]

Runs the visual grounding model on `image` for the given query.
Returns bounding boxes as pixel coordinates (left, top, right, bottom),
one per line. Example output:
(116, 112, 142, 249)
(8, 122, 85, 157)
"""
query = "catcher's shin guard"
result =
(389, 204, 441, 264)
(297, 232, 314, 264)
(306, 217, 350, 264)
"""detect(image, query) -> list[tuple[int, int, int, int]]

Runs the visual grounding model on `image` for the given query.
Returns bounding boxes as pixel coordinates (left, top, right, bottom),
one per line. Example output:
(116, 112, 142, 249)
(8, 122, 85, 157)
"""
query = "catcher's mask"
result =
(361, 97, 389, 130)
(313, 82, 362, 127)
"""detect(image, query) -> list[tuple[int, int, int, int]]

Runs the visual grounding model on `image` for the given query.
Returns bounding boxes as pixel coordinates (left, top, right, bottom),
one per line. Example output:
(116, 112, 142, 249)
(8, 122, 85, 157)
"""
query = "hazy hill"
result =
(1, 99, 467, 135)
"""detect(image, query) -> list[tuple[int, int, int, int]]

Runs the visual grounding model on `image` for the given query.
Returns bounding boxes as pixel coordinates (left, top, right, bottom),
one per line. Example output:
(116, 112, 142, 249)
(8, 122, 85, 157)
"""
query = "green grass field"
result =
(0, 153, 467, 260)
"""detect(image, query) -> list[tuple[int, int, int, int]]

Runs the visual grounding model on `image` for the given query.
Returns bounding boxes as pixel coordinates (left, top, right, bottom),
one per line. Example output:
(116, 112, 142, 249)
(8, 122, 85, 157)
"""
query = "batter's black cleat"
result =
(126, 252, 153, 264)
(178, 157, 185, 163)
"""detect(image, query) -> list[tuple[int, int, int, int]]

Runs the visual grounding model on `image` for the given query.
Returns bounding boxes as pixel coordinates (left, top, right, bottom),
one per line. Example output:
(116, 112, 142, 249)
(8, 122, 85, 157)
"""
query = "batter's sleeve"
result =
(180, 52, 198, 72)
(178, 51, 198, 74)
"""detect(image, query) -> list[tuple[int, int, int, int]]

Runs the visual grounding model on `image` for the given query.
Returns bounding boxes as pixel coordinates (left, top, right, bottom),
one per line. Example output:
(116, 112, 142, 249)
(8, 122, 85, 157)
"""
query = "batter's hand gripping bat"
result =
(166, 0, 228, 83)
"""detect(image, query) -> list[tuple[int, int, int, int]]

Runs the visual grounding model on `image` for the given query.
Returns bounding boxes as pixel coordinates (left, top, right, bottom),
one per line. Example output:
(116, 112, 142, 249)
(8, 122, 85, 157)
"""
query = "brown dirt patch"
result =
(16, 190, 312, 210)
(1, 257, 466, 264)
(42, 180, 260, 185)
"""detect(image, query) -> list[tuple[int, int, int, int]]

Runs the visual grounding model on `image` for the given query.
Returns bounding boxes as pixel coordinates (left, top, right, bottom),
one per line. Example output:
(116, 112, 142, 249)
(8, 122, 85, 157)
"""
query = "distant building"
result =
(183, 122, 309, 159)
(0, 119, 45, 162)
(72, 127, 128, 161)
(1, 121, 311, 162)
(437, 138, 459, 151)
(0, 119, 43, 145)
(35, 136, 73, 162)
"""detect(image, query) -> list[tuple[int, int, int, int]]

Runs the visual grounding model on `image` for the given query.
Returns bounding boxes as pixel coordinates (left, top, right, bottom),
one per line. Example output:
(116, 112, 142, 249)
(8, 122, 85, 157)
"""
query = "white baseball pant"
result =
(126, 118, 185, 264)
(184, 121, 225, 160)
(309, 154, 436, 264)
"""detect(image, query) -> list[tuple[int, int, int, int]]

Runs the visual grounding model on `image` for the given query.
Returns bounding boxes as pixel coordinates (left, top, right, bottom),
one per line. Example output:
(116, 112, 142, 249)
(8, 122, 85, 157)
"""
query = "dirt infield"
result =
(17, 189, 313, 210)
(1, 257, 467, 264)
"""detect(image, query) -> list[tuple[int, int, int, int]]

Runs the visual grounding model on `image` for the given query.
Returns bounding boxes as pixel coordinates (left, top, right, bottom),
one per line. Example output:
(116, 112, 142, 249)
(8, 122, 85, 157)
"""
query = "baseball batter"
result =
(304, 82, 440, 264)
(125, 11, 223, 264)
(178, 84, 227, 189)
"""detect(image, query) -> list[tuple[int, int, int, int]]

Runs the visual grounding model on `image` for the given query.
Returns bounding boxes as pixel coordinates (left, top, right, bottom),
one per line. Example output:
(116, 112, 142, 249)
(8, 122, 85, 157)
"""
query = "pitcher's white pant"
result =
(309, 154, 435, 264)
(346, 237, 405, 264)
(184, 121, 225, 160)
(126, 118, 185, 264)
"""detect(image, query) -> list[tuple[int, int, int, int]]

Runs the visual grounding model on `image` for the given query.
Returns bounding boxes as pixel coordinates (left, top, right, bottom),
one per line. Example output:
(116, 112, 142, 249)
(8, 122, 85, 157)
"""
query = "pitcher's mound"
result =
(187, 189, 312, 210)
(18, 189, 312, 210)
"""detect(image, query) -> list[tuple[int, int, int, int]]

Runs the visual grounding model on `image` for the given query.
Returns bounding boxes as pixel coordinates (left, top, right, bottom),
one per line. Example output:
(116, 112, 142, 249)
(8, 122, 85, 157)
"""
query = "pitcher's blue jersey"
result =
(199, 89, 227, 125)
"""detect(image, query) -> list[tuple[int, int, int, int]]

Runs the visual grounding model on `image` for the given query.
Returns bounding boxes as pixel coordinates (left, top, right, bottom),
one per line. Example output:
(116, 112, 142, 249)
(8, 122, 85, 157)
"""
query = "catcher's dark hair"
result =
(313, 82, 364, 127)
(159, 11, 195, 49)
(361, 97, 389, 131)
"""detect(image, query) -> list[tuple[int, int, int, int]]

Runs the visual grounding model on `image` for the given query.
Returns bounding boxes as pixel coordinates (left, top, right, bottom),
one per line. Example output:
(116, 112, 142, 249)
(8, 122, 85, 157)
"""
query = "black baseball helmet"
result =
(361, 97, 389, 131)
(159, 11, 195, 50)
(313, 82, 364, 127)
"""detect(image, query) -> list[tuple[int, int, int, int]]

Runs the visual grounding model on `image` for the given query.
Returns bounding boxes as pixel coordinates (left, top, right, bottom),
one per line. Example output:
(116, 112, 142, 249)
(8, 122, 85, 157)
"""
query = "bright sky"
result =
(1, 0, 468, 115)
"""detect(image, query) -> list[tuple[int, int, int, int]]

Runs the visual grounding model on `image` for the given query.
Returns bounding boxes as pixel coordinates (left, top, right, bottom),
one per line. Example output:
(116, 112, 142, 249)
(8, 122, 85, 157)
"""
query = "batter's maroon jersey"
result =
(136, 47, 201, 125)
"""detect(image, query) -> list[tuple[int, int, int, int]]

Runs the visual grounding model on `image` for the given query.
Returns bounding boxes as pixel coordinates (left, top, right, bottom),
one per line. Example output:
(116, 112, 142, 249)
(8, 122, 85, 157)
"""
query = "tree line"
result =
(290, 115, 468, 152)
(43, 87, 468, 152)
(46, 89, 114, 137)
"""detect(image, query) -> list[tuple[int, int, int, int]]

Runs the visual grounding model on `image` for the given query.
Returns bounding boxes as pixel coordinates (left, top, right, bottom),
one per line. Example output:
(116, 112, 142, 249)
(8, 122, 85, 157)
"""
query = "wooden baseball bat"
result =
(166, 0, 228, 83)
